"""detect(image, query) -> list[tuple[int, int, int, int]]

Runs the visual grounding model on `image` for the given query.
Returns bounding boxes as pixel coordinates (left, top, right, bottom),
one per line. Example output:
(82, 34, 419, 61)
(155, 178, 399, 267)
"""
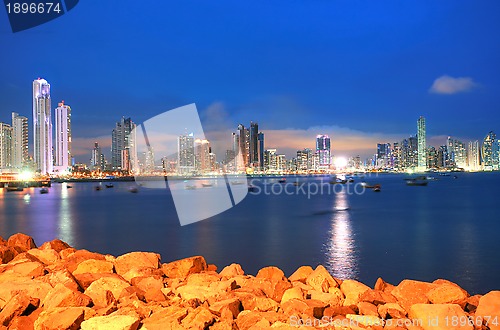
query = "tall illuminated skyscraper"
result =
(417, 116, 426, 171)
(249, 122, 259, 167)
(54, 101, 72, 173)
(177, 133, 195, 174)
(316, 135, 331, 167)
(482, 131, 497, 170)
(0, 123, 13, 169)
(11, 112, 28, 168)
(33, 78, 53, 174)
(258, 132, 264, 170)
(467, 140, 481, 171)
(111, 117, 136, 170)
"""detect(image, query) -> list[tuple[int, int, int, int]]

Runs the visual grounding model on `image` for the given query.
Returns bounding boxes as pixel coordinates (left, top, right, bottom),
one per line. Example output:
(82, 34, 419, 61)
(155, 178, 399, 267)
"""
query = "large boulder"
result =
(114, 252, 160, 276)
(72, 259, 114, 275)
(84, 276, 131, 301)
(162, 256, 207, 279)
(80, 313, 140, 330)
(409, 303, 473, 330)
(34, 307, 85, 330)
(42, 283, 92, 309)
(305, 265, 339, 293)
(39, 239, 71, 252)
(219, 263, 245, 278)
(340, 279, 371, 306)
(180, 307, 216, 329)
(288, 265, 314, 283)
(426, 284, 468, 306)
(62, 250, 107, 273)
(256, 266, 286, 281)
(0, 292, 39, 326)
(7, 233, 37, 252)
(280, 287, 304, 304)
(0, 245, 18, 264)
(391, 279, 437, 310)
(27, 248, 60, 265)
(475, 291, 500, 330)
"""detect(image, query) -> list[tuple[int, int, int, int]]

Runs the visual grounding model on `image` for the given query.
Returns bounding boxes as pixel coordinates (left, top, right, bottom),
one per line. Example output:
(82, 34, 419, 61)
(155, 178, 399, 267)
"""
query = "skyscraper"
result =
(0, 123, 13, 169)
(447, 137, 467, 169)
(417, 116, 426, 171)
(195, 139, 211, 173)
(54, 101, 72, 172)
(249, 122, 259, 167)
(258, 132, 264, 170)
(91, 142, 105, 171)
(11, 112, 28, 169)
(178, 133, 195, 174)
(237, 124, 249, 167)
(467, 140, 481, 171)
(111, 117, 136, 170)
(482, 131, 497, 170)
(316, 135, 331, 168)
(33, 78, 53, 174)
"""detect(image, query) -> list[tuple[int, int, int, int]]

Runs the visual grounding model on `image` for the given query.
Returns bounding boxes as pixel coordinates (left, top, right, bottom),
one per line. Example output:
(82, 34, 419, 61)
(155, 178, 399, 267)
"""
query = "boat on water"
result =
(330, 178, 347, 184)
(128, 186, 139, 193)
(248, 184, 257, 192)
(105, 183, 114, 188)
(185, 184, 197, 190)
(40, 187, 49, 194)
(360, 182, 378, 189)
(231, 181, 244, 185)
(278, 178, 286, 183)
(67, 185, 73, 188)
(373, 184, 381, 192)
(95, 185, 102, 191)
(201, 183, 213, 188)
(405, 176, 428, 186)
(6, 186, 24, 192)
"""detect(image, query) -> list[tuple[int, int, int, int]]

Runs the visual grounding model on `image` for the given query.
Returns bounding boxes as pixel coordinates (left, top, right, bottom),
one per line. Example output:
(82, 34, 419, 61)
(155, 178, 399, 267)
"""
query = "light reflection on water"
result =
(324, 191, 359, 280)
(58, 183, 74, 246)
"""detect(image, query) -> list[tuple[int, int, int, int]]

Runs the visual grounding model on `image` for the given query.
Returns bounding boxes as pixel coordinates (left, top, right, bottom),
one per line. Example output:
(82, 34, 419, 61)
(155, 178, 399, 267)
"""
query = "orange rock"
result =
(88, 288, 117, 309)
(39, 239, 71, 252)
(464, 294, 481, 313)
(59, 248, 77, 259)
(475, 291, 500, 330)
(256, 266, 286, 281)
(40, 269, 81, 291)
(0, 292, 39, 326)
(42, 283, 92, 309)
(209, 298, 241, 318)
(236, 310, 268, 330)
(84, 276, 131, 301)
(323, 305, 357, 317)
(391, 280, 437, 311)
(281, 287, 304, 304)
(34, 307, 85, 330)
(131, 275, 164, 293)
(6, 316, 34, 330)
(426, 284, 468, 306)
(119, 286, 146, 302)
(7, 233, 37, 252)
(181, 307, 216, 329)
(358, 301, 379, 317)
(80, 313, 140, 330)
(309, 289, 344, 307)
(360, 289, 397, 305)
(346, 314, 384, 327)
(207, 264, 218, 272)
(409, 303, 473, 330)
(340, 279, 371, 306)
(162, 256, 207, 279)
(305, 265, 339, 293)
(0, 246, 18, 264)
(72, 259, 114, 275)
(186, 272, 221, 286)
(374, 277, 396, 293)
(114, 252, 160, 276)
(378, 303, 407, 319)
(288, 265, 314, 283)
(219, 263, 245, 278)
(62, 249, 106, 273)
(73, 272, 124, 290)
(26, 248, 60, 265)
(0, 277, 52, 309)
(121, 267, 163, 283)
(8, 261, 45, 277)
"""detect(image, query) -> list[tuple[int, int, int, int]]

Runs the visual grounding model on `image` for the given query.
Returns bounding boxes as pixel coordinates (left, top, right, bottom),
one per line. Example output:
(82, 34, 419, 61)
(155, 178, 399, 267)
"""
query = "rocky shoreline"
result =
(0, 233, 498, 330)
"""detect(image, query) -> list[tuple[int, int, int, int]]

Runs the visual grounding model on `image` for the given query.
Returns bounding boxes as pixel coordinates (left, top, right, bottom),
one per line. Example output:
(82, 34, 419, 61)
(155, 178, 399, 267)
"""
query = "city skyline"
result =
(1, 1, 500, 162)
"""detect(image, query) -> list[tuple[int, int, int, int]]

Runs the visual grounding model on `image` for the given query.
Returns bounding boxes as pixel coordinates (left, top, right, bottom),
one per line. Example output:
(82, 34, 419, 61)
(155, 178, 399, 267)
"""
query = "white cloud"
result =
(429, 75, 476, 94)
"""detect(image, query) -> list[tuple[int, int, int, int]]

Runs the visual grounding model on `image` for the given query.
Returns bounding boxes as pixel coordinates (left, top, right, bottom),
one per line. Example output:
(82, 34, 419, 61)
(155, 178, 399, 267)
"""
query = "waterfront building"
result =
(91, 142, 105, 171)
(111, 117, 136, 171)
(258, 132, 264, 170)
(467, 140, 481, 171)
(0, 123, 13, 169)
(54, 101, 72, 173)
(195, 139, 211, 173)
(482, 131, 498, 170)
(376, 143, 391, 168)
(32, 78, 53, 174)
(11, 112, 28, 169)
(249, 122, 259, 168)
(177, 133, 195, 175)
(417, 116, 426, 171)
(237, 124, 250, 167)
(437, 145, 448, 168)
(427, 146, 438, 169)
(447, 137, 467, 169)
(316, 135, 331, 168)
(264, 149, 277, 172)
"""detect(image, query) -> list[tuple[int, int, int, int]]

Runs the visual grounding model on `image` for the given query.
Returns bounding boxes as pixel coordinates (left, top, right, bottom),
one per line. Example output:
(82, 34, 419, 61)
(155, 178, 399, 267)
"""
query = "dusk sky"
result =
(1, 1, 499, 162)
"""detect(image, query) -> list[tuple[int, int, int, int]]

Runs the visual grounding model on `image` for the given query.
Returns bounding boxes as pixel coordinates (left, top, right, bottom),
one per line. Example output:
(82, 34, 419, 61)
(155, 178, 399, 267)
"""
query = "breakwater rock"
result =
(0, 233, 499, 329)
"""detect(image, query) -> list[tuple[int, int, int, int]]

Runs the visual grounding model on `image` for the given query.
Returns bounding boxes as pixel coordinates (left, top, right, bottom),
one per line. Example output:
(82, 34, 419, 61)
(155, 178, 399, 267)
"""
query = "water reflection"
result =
(58, 184, 74, 246)
(324, 191, 358, 279)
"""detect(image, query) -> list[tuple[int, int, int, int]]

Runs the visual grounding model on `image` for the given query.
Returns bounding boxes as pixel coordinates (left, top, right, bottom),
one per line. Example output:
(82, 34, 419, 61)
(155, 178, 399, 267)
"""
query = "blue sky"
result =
(1, 0, 499, 161)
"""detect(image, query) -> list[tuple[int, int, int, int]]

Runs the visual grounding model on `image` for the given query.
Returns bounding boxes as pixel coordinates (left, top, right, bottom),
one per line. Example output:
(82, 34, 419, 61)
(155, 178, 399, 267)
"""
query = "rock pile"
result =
(0, 233, 499, 329)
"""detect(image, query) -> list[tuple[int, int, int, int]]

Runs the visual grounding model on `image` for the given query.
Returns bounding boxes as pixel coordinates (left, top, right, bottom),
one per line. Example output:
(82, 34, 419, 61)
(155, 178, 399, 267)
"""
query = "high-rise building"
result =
(249, 122, 259, 167)
(417, 116, 426, 171)
(427, 146, 438, 169)
(316, 135, 331, 168)
(437, 145, 448, 168)
(258, 132, 264, 170)
(237, 124, 250, 167)
(91, 142, 105, 171)
(467, 140, 481, 171)
(446, 137, 466, 169)
(195, 139, 211, 173)
(11, 112, 28, 169)
(111, 117, 136, 171)
(376, 143, 391, 168)
(0, 123, 13, 169)
(264, 149, 277, 172)
(33, 78, 53, 174)
(482, 131, 497, 170)
(54, 101, 72, 173)
(177, 133, 195, 174)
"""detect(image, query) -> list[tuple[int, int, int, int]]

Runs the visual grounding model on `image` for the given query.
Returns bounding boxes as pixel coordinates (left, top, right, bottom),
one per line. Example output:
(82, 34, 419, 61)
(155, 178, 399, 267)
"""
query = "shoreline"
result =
(0, 233, 498, 329)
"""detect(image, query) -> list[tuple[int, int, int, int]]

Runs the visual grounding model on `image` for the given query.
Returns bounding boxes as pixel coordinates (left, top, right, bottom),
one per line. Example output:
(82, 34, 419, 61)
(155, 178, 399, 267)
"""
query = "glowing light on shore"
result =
(334, 157, 348, 169)
(18, 171, 34, 181)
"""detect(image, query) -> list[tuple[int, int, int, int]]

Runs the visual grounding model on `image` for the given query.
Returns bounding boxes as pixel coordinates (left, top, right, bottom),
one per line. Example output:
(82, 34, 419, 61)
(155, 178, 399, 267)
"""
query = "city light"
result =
(18, 171, 34, 181)
(334, 157, 348, 169)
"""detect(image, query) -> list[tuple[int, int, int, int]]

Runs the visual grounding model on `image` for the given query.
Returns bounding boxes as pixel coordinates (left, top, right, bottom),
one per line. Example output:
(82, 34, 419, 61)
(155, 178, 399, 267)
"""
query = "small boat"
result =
(248, 184, 257, 192)
(67, 185, 73, 189)
(105, 183, 114, 188)
(128, 186, 139, 193)
(95, 185, 102, 191)
(185, 184, 197, 190)
(347, 177, 354, 183)
(40, 187, 49, 194)
(330, 179, 347, 184)
(201, 183, 213, 188)
(405, 176, 428, 186)
(231, 181, 244, 185)
(373, 184, 381, 192)
(278, 178, 286, 183)
(360, 182, 377, 189)
(6, 186, 24, 192)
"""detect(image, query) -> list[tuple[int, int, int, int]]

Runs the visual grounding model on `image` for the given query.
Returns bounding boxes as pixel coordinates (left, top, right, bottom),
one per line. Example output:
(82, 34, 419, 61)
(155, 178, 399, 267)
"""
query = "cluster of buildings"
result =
(1, 78, 499, 177)
(366, 117, 499, 172)
(0, 78, 72, 177)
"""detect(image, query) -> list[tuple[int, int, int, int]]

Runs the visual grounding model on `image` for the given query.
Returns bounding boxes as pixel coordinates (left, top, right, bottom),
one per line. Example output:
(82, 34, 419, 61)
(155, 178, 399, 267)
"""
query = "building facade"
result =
(417, 116, 426, 171)
(111, 117, 136, 171)
(316, 135, 331, 168)
(33, 78, 53, 174)
(0, 123, 13, 169)
(11, 112, 28, 169)
(54, 101, 72, 173)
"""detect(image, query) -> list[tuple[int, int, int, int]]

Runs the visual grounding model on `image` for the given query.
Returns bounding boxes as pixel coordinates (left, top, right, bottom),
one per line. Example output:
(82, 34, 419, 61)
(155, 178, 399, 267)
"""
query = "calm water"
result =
(1, 173, 499, 294)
